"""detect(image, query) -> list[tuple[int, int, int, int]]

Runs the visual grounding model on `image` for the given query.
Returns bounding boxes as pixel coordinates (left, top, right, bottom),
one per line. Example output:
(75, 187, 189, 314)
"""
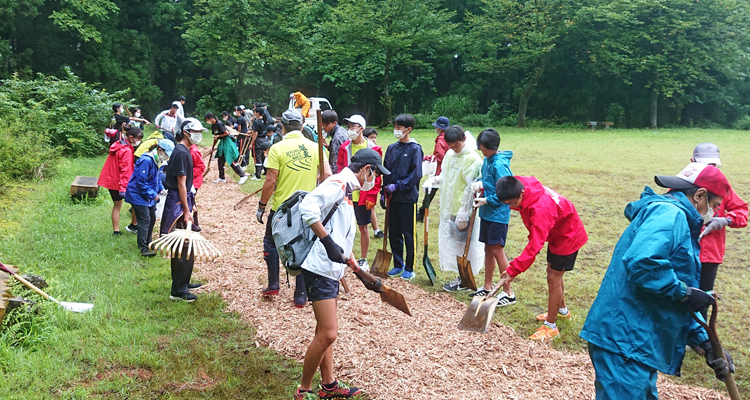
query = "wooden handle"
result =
(6, 268, 50, 300)
(423, 208, 429, 246)
(382, 195, 391, 252)
(691, 301, 742, 400)
(462, 192, 480, 255)
(317, 109, 324, 183)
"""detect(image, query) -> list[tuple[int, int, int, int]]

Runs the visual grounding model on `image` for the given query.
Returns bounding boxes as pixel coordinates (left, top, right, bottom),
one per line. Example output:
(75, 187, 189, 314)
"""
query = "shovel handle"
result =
(691, 299, 741, 400)
(0, 263, 50, 300)
(382, 194, 391, 252)
(347, 257, 378, 285)
(486, 276, 509, 300)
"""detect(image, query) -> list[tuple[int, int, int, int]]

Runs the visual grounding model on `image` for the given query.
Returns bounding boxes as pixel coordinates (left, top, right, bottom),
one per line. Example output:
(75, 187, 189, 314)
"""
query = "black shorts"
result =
(478, 219, 508, 246)
(109, 189, 124, 202)
(547, 249, 578, 272)
(353, 203, 371, 226)
(301, 269, 340, 302)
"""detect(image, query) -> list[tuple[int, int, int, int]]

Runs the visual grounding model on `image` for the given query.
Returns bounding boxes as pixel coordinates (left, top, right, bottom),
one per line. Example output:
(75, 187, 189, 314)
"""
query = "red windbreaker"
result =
(700, 187, 748, 263)
(336, 140, 382, 207)
(433, 132, 449, 175)
(97, 139, 134, 193)
(506, 176, 588, 277)
(190, 144, 206, 190)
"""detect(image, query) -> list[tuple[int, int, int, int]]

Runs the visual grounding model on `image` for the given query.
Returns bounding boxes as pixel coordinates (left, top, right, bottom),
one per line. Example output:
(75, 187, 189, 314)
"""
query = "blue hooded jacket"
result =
(580, 187, 708, 376)
(383, 140, 423, 204)
(125, 152, 164, 207)
(478, 151, 513, 224)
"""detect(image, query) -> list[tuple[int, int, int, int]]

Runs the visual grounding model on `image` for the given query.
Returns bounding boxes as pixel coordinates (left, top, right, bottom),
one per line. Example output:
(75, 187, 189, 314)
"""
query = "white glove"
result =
(471, 181, 483, 193)
(474, 197, 487, 208)
(422, 177, 436, 189)
(456, 217, 468, 230)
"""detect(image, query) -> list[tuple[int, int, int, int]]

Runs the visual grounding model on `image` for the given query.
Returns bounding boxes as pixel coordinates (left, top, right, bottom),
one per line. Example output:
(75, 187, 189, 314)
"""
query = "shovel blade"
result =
(59, 301, 94, 313)
(456, 256, 477, 291)
(422, 246, 436, 286)
(379, 286, 411, 316)
(371, 249, 391, 278)
(458, 295, 499, 333)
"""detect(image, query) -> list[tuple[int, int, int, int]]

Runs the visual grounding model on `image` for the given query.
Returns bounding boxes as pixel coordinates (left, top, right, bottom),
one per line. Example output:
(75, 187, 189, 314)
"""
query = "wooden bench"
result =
(70, 176, 99, 200)
(587, 121, 614, 130)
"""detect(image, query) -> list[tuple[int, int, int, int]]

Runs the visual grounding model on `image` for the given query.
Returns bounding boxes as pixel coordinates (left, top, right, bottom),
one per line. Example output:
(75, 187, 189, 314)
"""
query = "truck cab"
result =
(287, 97, 333, 133)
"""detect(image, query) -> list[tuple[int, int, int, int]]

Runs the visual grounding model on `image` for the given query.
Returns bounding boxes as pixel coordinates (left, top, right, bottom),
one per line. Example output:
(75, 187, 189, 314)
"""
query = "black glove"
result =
(682, 286, 715, 312)
(699, 340, 735, 382)
(356, 273, 383, 293)
(320, 234, 347, 264)
(380, 192, 387, 210)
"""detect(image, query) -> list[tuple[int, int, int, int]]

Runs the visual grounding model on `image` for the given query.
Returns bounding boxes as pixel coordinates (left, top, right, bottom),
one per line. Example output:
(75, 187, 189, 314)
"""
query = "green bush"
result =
(732, 115, 750, 130)
(456, 113, 491, 127)
(606, 103, 626, 128)
(413, 113, 438, 129)
(431, 94, 479, 120)
(0, 120, 60, 189)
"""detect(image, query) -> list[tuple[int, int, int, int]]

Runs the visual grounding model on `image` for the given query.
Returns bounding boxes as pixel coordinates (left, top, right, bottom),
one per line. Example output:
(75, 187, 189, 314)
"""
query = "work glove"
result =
(380, 192, 387, 210)
(356, 273, 383, 293)
(456, 217, 468, 230)
(471, 181, 483, 193)
(682, 286, 715, 313)
(699, 340, 735, 382)
(702, 217, 730, 237)
(423, 155, 433, 161)
(384, 183, 398, 194)
(474, 197, 487, 208)
(320, 235, 348, 264)
(256, 202, 266, 224)
(365, 200, 376, 210)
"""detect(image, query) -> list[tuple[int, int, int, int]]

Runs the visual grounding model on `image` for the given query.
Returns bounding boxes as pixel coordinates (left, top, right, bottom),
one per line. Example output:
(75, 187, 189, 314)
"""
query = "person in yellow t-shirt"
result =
(256, 109, 331, 307)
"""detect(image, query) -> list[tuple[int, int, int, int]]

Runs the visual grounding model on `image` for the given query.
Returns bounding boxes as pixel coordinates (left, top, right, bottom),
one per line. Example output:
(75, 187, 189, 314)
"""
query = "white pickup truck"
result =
(287, 97, 333, 133)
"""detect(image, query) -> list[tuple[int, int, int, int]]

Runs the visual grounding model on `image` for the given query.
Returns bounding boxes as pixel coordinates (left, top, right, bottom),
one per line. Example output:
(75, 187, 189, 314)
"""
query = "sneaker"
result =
(212, 178, 226, 183)
(443, 276, 469, 292)
(373, 229, 384, 239)
(238, 176, 248, 185)
(261, 287, 279, 296)
(294, 387, 317, 400)
(387, 267, 404, 277)
(357, 259, 370, 272)
(496, 291, 517, 307)
(170, 293, 197, 303)
(400, 270, 415, 280)
(187, 282, 202, 289)
(112, 231, 122, 236)
(141, 250, 156, 257)
(469, 288, 491, 298)
(240, 165, 247, 171)
(250, 176, 261, 181)
(124, 224, 138, 234)
(536, 310, 572, 321)
(318, 380, 362, 399)
(529, 324, 559, 341)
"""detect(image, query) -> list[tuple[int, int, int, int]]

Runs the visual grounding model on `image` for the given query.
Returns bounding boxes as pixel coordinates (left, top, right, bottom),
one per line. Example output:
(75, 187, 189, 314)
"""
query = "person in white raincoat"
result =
(431, 125, 484, 292)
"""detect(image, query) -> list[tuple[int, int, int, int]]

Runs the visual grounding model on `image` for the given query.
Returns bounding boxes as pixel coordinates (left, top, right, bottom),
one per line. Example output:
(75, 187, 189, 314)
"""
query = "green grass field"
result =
(1, 127, 748, 398)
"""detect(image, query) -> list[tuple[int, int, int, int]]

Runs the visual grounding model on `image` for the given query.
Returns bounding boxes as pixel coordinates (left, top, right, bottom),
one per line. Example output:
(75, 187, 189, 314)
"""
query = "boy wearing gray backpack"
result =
(293, 148, 389, 400)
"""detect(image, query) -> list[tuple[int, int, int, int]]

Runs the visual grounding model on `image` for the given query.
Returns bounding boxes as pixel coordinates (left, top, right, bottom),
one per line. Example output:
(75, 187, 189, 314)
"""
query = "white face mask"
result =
(347, 129, 360, 140)
(394, 129, 405, 139)
(702, 195, 715, 225)
(361, 167, 376, 191)
(189, 131, 203, 144)
(158, 150, 169, 164)
(133, 140, 141, 147)
(135, 112, 141, 118)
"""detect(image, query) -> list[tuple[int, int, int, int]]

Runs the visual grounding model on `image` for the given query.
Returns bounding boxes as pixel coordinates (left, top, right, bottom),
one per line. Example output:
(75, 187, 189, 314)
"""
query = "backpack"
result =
(272, 190, 343, 276)
(301, 124, 318, 143)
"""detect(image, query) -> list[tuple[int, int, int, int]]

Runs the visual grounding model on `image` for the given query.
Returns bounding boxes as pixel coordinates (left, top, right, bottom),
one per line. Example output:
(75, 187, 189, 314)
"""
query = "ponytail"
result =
(124, 126, 143, 139)
(175, 120, 190, 142)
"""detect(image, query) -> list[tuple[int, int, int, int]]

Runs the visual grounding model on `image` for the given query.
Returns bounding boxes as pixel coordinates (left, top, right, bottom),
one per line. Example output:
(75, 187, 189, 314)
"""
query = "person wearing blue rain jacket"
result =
(580, 163, 735, 400)
(126, 139, 173, 257)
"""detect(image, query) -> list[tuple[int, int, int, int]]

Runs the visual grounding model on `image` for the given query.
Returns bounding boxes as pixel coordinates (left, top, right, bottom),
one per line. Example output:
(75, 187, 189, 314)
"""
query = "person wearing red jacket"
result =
(336, 114, 382, 271)
(417, 116, 450, 222)
(97, 126, 143, 235)
(497, 176, 588, 341)
(689, 143, 748, 319)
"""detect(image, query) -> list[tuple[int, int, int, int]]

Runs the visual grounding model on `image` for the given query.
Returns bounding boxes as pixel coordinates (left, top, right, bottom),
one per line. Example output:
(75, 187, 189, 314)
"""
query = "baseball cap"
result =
(182, 117, 208, 132)
(281, 109, 304, 124)
(654, 162, 730, 197)
(351, 148, 390, 175)
(265, 125, 277, 133)
(157, 139, 175, 157)
(343, 114, 366, 128)
(432, 116, 450, 130)
(692, 143, 721, 167)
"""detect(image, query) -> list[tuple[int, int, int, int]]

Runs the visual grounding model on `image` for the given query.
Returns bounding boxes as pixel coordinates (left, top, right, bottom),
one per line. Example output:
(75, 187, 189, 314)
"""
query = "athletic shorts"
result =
(547, 249, 578, 272)
(109, 189, 124, 202)
(353, 203, 372, 226)
(301, 269, 340, 302)
(478, 219, 508, 246)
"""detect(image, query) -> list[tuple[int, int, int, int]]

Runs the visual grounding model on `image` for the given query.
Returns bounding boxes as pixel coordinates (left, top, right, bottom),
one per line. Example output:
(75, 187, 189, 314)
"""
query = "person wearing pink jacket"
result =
(497, 175, 588, 341)
(689, 143, 748, 319)
(97, 126, 143, 235)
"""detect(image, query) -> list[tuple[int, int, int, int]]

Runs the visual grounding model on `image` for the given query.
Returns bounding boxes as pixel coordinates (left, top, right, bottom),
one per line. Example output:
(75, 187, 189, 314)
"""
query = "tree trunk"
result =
(517, 52, 551, 128)
(649, 86, 658, 129)
(379, 53, 392, 128)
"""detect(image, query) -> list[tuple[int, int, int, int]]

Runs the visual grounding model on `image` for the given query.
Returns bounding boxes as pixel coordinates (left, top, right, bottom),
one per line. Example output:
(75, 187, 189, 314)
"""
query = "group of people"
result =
(99, 97, 746, 399)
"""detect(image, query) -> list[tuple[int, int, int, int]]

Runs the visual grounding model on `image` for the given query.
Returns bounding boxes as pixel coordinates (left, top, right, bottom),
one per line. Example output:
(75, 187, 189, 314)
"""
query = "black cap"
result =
(265, 125, 277, 133)
(351, 148, 390, 175)
(179, 95, 186, 102)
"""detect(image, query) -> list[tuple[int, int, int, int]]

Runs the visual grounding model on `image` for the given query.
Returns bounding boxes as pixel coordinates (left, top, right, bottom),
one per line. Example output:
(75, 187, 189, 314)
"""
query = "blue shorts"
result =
(353, 203, 371, 226)
(478, 219, 508, 246)
(301, 269, 339, 302)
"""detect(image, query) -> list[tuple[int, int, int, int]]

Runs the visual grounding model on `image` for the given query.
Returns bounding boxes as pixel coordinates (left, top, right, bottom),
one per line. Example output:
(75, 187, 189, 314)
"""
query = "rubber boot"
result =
(263, 243, 280, 295)
(293, 273, 307, 307)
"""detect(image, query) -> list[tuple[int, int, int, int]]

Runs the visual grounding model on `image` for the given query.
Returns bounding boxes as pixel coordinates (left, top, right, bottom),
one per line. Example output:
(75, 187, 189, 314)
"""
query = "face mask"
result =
(361, 168, 376, 191)
(347, 129, 360, 140)
(132, 140, 141, 147)
(394, 129, 405, 139)
(702, 195, 715, 224)
(158, 150, 169, 164)
(189, 131, 203, 144)
(135, 112, 141, 118)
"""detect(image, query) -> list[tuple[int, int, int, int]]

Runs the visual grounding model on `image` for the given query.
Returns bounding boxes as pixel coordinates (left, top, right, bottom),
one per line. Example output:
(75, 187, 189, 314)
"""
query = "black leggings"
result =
(217, 156, 245, 180)
(699, 262, 720, 320)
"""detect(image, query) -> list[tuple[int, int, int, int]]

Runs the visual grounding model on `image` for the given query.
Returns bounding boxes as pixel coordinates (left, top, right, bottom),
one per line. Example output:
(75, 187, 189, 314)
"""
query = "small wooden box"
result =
(71, 176, 100, 200)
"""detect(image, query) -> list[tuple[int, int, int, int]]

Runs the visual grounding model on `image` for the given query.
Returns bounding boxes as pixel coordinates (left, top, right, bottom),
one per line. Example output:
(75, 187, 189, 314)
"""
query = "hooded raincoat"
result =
(437, 140, 484, 274)
(478, 151, 513, 224)
(581, 187, 709, 376)
(125, 151, 164, 207)
(699, 187, 747, 263)
(336, 139, 382, 207)
(97, 139, 135, 193)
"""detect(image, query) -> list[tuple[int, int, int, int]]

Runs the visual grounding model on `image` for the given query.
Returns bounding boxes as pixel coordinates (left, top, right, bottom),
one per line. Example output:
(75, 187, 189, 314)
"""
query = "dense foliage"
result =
(1, 0, 750, 128)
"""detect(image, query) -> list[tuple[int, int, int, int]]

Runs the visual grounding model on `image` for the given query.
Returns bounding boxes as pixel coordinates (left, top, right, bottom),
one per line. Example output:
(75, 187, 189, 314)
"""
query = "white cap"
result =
(343, 114, 367, 128)
(183, 117, 208, 132)
(692, 142, 721, 167)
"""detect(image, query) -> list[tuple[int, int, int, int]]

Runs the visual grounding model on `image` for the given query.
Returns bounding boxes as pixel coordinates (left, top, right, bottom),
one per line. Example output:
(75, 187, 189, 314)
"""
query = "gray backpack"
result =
(272, 190, 343, 276)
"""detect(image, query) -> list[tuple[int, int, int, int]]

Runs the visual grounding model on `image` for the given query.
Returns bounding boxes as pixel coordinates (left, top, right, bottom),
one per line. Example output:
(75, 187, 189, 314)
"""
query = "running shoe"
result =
(238, 176, 248, 185)
(469, 288, 490, 298)
(318, 380, 362, 399)
(358, 258, 370, 272)
(373, 229, 384, 239)
(169, 293, 197, 303)
(293, 387, 317, 400)
(443, 276, 469, 292)
(400, 270, 415, 280)
(124, 224, 137, 234)
(496, 291, 517, 307)
(529, 325, 559, 341)
(536, 310, 572, 321)
(212, 178, 226, 183)
(387, 267, 404, 277)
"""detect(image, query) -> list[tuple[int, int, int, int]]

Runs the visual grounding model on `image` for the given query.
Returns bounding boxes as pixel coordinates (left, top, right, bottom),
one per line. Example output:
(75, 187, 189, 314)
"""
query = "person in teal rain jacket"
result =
(580, 163, 735, 400)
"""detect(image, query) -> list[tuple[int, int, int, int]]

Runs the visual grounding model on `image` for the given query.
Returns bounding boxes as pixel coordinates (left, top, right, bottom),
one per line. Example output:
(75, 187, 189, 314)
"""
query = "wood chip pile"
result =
(184, 164, 727, 400)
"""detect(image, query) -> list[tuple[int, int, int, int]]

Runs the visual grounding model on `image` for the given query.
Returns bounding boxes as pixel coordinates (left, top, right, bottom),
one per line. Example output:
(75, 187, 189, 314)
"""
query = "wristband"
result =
(258, 200, 266, 208)
(726, 216, 733, 225)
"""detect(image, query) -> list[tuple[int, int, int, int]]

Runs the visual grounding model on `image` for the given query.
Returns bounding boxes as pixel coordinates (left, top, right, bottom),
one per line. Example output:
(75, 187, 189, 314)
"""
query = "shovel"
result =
(233, 187, 264, 210)
(422, 188, 436, 285)
(456, 193, 480, 292)
(458, 276, 508, 333)
(371, 194, 392, 278)
(691, 297, 741, 400)
(346, 257, 411, 316)
(0, 262, 94, 313)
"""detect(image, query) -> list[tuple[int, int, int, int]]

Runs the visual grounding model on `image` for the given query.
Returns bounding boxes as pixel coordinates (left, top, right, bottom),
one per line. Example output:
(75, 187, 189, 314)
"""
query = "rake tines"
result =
(149, 223, 222, 262)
